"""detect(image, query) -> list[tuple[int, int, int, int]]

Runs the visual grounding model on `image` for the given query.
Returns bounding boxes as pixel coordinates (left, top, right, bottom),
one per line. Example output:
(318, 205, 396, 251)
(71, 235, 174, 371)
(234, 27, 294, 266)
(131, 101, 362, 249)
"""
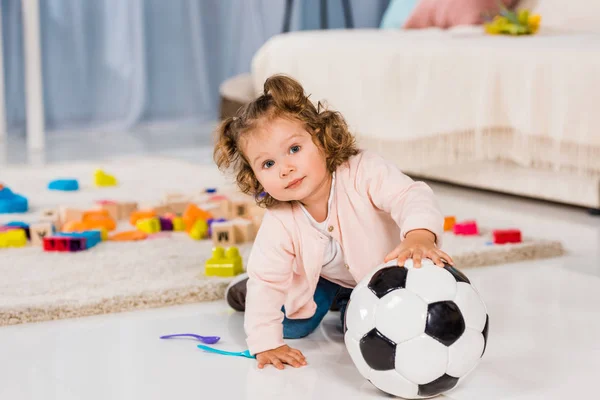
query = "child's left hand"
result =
(384, 229, 454, 269)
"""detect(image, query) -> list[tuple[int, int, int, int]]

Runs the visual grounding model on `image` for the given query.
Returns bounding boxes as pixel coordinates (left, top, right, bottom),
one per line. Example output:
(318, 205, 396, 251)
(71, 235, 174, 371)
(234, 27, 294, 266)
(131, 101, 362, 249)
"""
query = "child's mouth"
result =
(286, 177, 304, 189)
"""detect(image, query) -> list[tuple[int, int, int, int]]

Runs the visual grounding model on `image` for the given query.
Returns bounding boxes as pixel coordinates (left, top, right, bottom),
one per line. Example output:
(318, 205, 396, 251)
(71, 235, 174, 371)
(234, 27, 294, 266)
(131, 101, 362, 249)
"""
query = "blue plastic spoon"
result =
(197, 344, 256, 359)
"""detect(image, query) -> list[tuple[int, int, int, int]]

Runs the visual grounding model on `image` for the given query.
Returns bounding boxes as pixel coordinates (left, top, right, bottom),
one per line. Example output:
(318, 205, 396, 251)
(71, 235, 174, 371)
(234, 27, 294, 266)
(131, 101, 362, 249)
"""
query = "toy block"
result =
(40, 208, 62, 230)
(198, 202, 227, 219)
(29, 222, 54, 246)
(59, 207, 84, 224)
(211, 221, 237, 246)
(230, 200, 250, 218)
(96, 200, 120, 220)
(43, 237, 72, 252)
(159, 217, 174, 231)
(207, 218, 227, 237)
(0, 228, 27, 248)
(109, 230, 148, 241)
(453, 220, 479, 235)
(130, 210, 157, 226)
(0, 187, 28, 213)
(94, 169, 118, 187)
(152, 204, 172, 216)
(183, 204, 213, 231)
(56, 231, 101, 250)
(164, 192, 190, 204)
(493, 229, 522, 244)
(189, 219, 209, 240)
(165, 201, 190, 215)
(136, 217, 161, 234)
(82, 212, 116, 231)
(62, 221, 90, 233)
(232, 218, 254, 243)
(444, 216, 456, 231)
(204, 246, 244, 277)
(172, 217, 185, 231)
(48, 179, 79, 191)
(117, 202, 138, 220)
(83, 209, 111, 221)
(4, 221, 30, 239)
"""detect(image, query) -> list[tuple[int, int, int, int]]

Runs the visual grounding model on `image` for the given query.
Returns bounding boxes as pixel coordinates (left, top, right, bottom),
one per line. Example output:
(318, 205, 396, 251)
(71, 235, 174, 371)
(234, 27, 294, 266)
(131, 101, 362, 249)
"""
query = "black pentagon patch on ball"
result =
(443, 264, 470, 284)
(359, 329, 396, 371)
(367, 266, 408, 298)
(425, 301, 466, 346)
(481, 314, 489, 357)
(418, 374, 459, 397)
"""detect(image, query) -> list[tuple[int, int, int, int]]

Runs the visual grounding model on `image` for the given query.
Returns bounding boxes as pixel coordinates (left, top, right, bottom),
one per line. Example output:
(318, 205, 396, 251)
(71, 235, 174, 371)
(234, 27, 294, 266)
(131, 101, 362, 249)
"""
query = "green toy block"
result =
(205, 246, 243, 277)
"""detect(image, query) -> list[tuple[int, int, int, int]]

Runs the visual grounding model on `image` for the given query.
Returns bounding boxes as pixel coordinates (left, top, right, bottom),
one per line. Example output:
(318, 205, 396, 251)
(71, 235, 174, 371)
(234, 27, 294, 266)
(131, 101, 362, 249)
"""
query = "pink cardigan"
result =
(244, 150, 444, 355)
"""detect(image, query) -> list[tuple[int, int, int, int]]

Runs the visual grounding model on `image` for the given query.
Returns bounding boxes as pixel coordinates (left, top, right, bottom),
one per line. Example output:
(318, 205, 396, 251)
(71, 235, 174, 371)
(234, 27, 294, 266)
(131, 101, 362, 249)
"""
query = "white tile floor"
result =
(1, 132, 600, 400)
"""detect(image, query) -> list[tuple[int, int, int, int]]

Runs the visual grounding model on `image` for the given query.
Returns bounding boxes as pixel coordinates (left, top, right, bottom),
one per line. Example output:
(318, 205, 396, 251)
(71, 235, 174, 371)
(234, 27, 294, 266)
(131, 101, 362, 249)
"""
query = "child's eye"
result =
(262, 160, 275, 169)
(290, 145, 301, 154)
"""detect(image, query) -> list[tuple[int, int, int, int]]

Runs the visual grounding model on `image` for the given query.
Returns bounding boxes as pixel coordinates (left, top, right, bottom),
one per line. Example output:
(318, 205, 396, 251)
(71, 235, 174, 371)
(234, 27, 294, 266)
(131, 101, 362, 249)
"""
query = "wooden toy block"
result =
(0, 228, 27, 248)
(59, 207, 84, 224)
(208, 218, 227, 237)
(136, 217, 161, 234)
(117, 202, 138, 220)
(204, 246, 244, 277)
(164, 192, 190, 203)
(109, 230, 148, 241)
(96, 200, 119, 220)
(152, 204, 172, 216)
(189, 219, 209, 240)
(165, 201, 190, 215)
(198, 202, 227, 219)
(453, 220, 479, 235)
(29, 222, 54, 246)
(232, 218, 254, 243)
(211, 221, 236, 246)
(130, 210, 157, 226)
(493, 229, 522, 244)
(444, 216, 456, 231)
(40, 208, 62, 230)
(183, 204, 213, 231)
(230, 200, 250, 218)
(94, 169, 118, 187)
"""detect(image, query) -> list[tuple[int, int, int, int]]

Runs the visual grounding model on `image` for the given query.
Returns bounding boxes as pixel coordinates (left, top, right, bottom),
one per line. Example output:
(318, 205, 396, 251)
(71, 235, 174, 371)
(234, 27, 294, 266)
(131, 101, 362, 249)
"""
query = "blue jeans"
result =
(283, 277, 353, 339)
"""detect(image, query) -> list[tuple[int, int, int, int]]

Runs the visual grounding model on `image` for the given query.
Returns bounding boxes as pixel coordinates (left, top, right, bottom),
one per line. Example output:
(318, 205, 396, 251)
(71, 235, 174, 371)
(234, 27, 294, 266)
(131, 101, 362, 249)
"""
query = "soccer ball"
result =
(344, 259, 489, 399)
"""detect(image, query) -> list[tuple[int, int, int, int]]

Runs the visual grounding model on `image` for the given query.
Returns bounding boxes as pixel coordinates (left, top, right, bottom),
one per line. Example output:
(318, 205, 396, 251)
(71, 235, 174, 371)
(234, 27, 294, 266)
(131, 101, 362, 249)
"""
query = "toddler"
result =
(213, 74, 453, 370)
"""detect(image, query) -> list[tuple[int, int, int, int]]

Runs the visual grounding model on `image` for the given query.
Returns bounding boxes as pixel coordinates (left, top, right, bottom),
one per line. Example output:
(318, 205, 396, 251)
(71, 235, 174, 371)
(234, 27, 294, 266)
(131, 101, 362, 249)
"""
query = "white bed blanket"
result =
(251, 28, 600, 174)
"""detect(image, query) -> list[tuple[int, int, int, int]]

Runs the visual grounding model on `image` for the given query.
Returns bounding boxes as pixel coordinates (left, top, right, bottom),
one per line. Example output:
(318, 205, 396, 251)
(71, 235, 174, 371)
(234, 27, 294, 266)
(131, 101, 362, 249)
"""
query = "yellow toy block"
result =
(94, 169, 118, 187)
(136, 217, 161, 234)
(0, 229, 27, 248)
(205, 246, 243, 277)
(172, 217, 185, 231)
(189, 219, 208, 240)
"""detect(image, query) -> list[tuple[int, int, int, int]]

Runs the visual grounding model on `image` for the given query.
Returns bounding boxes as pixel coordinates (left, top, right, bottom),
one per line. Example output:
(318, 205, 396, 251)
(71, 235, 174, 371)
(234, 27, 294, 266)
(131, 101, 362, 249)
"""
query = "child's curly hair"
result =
(213, 74, 359, 208)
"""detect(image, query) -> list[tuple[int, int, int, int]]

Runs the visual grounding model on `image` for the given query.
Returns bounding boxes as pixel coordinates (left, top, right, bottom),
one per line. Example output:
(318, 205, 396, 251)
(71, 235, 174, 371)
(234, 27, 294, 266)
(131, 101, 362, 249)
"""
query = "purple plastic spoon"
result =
(159, 333, 220, 344)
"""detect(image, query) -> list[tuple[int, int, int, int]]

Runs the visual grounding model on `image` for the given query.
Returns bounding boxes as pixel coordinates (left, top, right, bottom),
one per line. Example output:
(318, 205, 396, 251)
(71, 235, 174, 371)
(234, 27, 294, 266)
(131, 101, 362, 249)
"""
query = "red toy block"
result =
(453, 220, 479, 235)
(493, 229, 522, 244)
(43, 236, 87, 252)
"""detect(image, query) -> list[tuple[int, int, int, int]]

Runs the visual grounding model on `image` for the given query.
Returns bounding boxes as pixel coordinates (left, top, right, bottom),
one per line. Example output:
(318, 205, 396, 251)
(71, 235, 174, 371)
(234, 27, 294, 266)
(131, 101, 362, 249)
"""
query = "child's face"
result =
(242, 117, 329, 204)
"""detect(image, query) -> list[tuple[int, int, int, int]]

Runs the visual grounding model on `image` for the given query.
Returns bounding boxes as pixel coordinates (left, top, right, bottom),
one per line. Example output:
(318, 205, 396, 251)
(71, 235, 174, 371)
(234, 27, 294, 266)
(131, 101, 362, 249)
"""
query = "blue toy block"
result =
(0, 188, 28, 214)
(48, 179, 79, 191)
(5, 221, 31, 239)
(56, 230, 102, 249)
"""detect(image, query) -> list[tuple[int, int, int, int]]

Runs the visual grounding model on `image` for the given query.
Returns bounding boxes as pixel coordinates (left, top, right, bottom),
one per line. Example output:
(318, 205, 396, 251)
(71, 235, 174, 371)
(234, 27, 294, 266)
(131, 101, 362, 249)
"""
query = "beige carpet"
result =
(0, 157, 565, 326)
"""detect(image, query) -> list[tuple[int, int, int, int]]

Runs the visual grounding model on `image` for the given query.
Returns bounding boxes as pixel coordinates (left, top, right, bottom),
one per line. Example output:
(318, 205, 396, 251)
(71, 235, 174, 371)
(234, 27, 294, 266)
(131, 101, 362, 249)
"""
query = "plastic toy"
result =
(196, 344, 255, 359)
(453, 220, 479, 235)
(43, 236, 87, 252)
(344, 259, 489, 398)
(205, 188, 217, 193)
(48, 179, 79, 191)
(5, 221, 30, 239)
(159, 217, 174, 231)
(82, 211, 117, 231)
(189, 219, 209, 240)
(109, 230, 148, 241)
(94, 169, 118, 187)
(136, 217, 161, 234)
(171, 216, 185, 231)
(443, 216, 456, 232)
(96, 200, 119, 220)
(130, 210, 157, 226)
(56, 230, 102, 249)
(0, 228, 27, 248)
(183, 204, 213, 231)
(205, 246, 243, 277)
(0, 186, 28, 214)
(493, 229, 522, 244)
(159, 333, 220, 344)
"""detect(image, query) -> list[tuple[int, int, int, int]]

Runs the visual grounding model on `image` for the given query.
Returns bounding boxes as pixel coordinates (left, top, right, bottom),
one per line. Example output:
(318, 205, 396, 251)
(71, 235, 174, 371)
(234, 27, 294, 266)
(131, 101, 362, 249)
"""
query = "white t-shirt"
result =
(299, 173, 357, 288)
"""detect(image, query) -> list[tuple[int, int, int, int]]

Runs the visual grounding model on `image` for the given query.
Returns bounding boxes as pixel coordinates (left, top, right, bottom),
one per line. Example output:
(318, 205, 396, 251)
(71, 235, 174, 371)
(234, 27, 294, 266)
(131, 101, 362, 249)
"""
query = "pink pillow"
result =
(403, 0, 517, 29)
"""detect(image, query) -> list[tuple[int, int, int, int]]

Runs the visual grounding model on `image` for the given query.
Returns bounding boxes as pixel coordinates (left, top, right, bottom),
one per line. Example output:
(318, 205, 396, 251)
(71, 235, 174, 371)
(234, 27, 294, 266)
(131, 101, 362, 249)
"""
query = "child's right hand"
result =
(256, 345, 307, 370)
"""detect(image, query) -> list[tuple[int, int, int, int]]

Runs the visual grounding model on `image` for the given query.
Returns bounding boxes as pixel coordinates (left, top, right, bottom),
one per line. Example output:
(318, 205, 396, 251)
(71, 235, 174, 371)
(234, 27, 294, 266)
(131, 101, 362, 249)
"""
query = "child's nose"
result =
(280, 164, 295, 177)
